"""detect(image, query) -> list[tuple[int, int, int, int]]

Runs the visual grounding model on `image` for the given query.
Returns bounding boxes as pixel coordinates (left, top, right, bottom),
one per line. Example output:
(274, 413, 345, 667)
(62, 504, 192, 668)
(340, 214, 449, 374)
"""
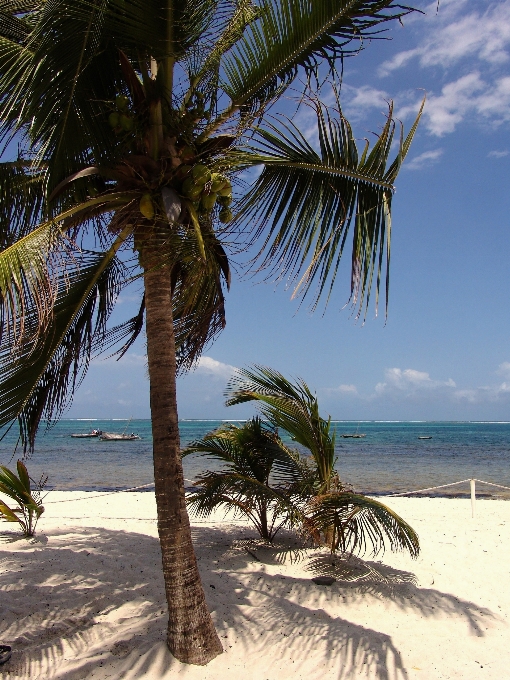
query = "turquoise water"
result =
(1, 419, 510, 497)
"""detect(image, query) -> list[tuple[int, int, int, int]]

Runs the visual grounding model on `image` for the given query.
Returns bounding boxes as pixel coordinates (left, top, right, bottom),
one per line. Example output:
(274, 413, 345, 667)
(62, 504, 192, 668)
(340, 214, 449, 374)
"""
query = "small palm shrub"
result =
(183, 417, 307, 542)
(225, 366, 420, 558)
(0, 461, 45, 536)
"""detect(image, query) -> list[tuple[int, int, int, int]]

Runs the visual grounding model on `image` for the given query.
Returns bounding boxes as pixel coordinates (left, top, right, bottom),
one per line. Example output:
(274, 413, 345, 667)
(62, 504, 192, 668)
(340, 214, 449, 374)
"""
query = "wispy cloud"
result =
(323, 384, 359, 396)
(379, 0, 510, 77)
(194, 356, 237, 380)
(405, 148, 443, 170)
(488, 149, 509, 157)
(370, 1, 510, 136)
(374, 368, 456, 396)
(454, 382, 510, 403)
(497, 361, 510, 378)
(379, 73, 510, 137)
(322, 362, 510, 406)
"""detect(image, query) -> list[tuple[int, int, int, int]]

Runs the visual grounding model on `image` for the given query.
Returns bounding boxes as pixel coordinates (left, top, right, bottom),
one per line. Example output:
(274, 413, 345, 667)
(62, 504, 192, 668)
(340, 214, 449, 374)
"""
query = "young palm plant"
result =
(225, 366, 420, 558)
(183, 417, 307, 541)
(0, 0, 422, 664)
(0, 460, 45, 537)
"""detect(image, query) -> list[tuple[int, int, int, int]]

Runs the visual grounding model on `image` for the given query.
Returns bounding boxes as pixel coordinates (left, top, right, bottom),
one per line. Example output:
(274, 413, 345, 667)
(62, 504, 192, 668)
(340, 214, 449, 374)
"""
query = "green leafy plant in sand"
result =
(225, 366, 420, 558)
(184, 416, 311, 541)
(0, 461, 45, 537)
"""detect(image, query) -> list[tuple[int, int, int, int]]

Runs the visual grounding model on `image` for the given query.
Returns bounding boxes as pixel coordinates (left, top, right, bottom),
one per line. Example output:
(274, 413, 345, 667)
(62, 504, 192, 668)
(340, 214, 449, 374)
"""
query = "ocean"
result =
(1, 419, 510, 498)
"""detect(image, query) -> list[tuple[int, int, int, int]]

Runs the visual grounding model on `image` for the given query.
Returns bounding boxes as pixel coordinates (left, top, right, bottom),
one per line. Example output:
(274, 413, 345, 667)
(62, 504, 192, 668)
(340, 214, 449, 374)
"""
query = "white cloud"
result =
(497, 361, 510, 378)
(194, 356, 237, 380)
(423, 72, 485, 135)
(405, 148, 443, 170)
(324, 384, 359, 396)
(488, 149, 509, 157)
(396, 73, 510, 136)
(375, 368, 456, 395)
(379, 1, 510, 77)
(322, 362, 510, 407)
(372, 2, 510, 136)
(344, 85, 390, 118)
(454, 382, 510, 403)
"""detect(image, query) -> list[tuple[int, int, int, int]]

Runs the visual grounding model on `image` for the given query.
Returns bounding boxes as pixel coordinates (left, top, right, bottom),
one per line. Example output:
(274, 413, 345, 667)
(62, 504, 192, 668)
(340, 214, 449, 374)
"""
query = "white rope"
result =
(473, 479, 510, 492)
(40, 477, 510, 505)
(389, 479, 472, 497)
(389, 478, 510, 497)
(44, 482, 155, 504)
(43, 478, 197, 504)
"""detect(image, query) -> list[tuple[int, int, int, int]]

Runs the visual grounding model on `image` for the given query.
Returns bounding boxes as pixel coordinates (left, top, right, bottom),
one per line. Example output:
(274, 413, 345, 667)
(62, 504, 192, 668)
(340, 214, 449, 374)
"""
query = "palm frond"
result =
(0, 228, 129, 451)
(0, 161, 47, 247)
(232, 99, 424, 317)
(170, 219, 231, 372)
(0, 192, 135, 350)
(203, 0, 413, 135)
(98, 293, 145, 360)
(189, 0, 258, 92)
(225, 364, 337, 486)
(184, 417, 307, 539)
(183, 416, 304, 485)
(305, 492, 420, 557)
(0, 460, 45, 536)
(0, 8, 32, 42)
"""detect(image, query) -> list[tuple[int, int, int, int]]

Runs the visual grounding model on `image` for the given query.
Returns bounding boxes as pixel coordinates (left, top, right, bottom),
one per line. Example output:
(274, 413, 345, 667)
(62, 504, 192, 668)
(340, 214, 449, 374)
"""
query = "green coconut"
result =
(116, 95, 129, 111)
(108, 112, 120, 128)
(201, 191, 217, 211)
(217, 181, 232, 197)
(120, 114, 134, 131)
(217, 194, 232, 207)
(139, 194, 155, 219)
(210, 173, 227, 192)
(218, 208, 233, 223)
(192, 164, 211, 185)
(182, 177, 202, 199)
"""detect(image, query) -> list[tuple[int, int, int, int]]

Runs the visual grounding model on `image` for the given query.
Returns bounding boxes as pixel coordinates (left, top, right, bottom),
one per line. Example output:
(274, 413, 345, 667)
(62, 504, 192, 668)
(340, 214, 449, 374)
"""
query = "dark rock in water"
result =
(312, 576, 336, 586)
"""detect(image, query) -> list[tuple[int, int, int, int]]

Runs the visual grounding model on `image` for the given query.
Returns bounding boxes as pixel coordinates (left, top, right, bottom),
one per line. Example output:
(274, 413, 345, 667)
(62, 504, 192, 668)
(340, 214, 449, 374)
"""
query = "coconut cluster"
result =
(177, 164, 233, 223)
(108, 95, 134, 133)
(138, 164, 233, 224)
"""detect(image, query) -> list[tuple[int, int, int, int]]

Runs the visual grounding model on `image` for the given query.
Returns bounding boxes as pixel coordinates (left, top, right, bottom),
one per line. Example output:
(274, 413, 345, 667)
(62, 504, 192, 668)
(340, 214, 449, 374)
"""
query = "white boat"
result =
(71, 429, 102, 438)
(99, 432, 140, 441)
(418, 436, 432, 440)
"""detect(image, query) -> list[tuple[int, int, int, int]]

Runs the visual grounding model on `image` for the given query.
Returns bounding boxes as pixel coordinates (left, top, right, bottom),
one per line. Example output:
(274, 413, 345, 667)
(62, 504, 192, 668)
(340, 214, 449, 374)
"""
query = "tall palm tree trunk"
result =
(142, 233, 223, 665)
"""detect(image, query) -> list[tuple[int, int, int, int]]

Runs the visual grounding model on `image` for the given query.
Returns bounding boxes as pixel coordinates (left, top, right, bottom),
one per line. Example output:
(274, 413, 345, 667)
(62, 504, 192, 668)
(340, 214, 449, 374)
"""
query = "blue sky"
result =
(68, 0, 510, 422)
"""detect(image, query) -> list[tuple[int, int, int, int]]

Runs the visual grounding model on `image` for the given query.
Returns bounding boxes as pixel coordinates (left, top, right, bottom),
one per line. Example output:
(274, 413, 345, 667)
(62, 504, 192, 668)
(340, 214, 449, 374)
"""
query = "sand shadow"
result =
(0, 523, 498, 679)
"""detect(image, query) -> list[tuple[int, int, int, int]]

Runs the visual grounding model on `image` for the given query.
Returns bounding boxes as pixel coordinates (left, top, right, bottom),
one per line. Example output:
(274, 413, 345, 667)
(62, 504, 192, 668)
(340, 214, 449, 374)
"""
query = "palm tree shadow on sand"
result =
(0, 524, 498, 680)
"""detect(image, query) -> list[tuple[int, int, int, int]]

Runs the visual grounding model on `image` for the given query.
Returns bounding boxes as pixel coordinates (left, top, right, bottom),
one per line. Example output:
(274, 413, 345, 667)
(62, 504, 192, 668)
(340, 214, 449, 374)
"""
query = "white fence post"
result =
(470, 479, 476, 518)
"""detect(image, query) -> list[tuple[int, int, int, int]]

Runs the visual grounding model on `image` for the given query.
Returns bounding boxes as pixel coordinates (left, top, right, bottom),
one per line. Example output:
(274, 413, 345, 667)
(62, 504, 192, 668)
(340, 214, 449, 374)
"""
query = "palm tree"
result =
(183, 416, 308, 541)
(0, 0, 423, 665)
(225, 365, 420, 557)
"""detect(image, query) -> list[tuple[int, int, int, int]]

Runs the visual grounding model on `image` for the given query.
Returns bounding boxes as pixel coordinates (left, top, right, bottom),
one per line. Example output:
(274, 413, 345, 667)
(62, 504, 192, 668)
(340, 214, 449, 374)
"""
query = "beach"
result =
(0, 493, 509, 679)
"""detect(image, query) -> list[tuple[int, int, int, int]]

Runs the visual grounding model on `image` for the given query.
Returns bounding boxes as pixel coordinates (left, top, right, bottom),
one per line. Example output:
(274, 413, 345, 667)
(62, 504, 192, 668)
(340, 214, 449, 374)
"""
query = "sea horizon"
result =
(1, 419, 509, 498)
(58, 417, 510, 423)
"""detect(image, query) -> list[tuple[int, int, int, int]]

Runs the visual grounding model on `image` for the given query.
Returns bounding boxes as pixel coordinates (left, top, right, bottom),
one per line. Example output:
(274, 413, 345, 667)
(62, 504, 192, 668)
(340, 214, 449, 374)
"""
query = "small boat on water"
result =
(99, 432, 140, 441)
(71, 429, 102, 438)
(98, 416, 140, 441)
(418, 436, 432, 440)
(341, 423, 366, 438)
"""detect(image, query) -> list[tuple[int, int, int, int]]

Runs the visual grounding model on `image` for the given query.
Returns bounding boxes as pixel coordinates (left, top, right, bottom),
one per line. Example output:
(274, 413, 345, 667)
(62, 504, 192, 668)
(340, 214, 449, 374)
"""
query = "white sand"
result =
(0, 492, 509, 679)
